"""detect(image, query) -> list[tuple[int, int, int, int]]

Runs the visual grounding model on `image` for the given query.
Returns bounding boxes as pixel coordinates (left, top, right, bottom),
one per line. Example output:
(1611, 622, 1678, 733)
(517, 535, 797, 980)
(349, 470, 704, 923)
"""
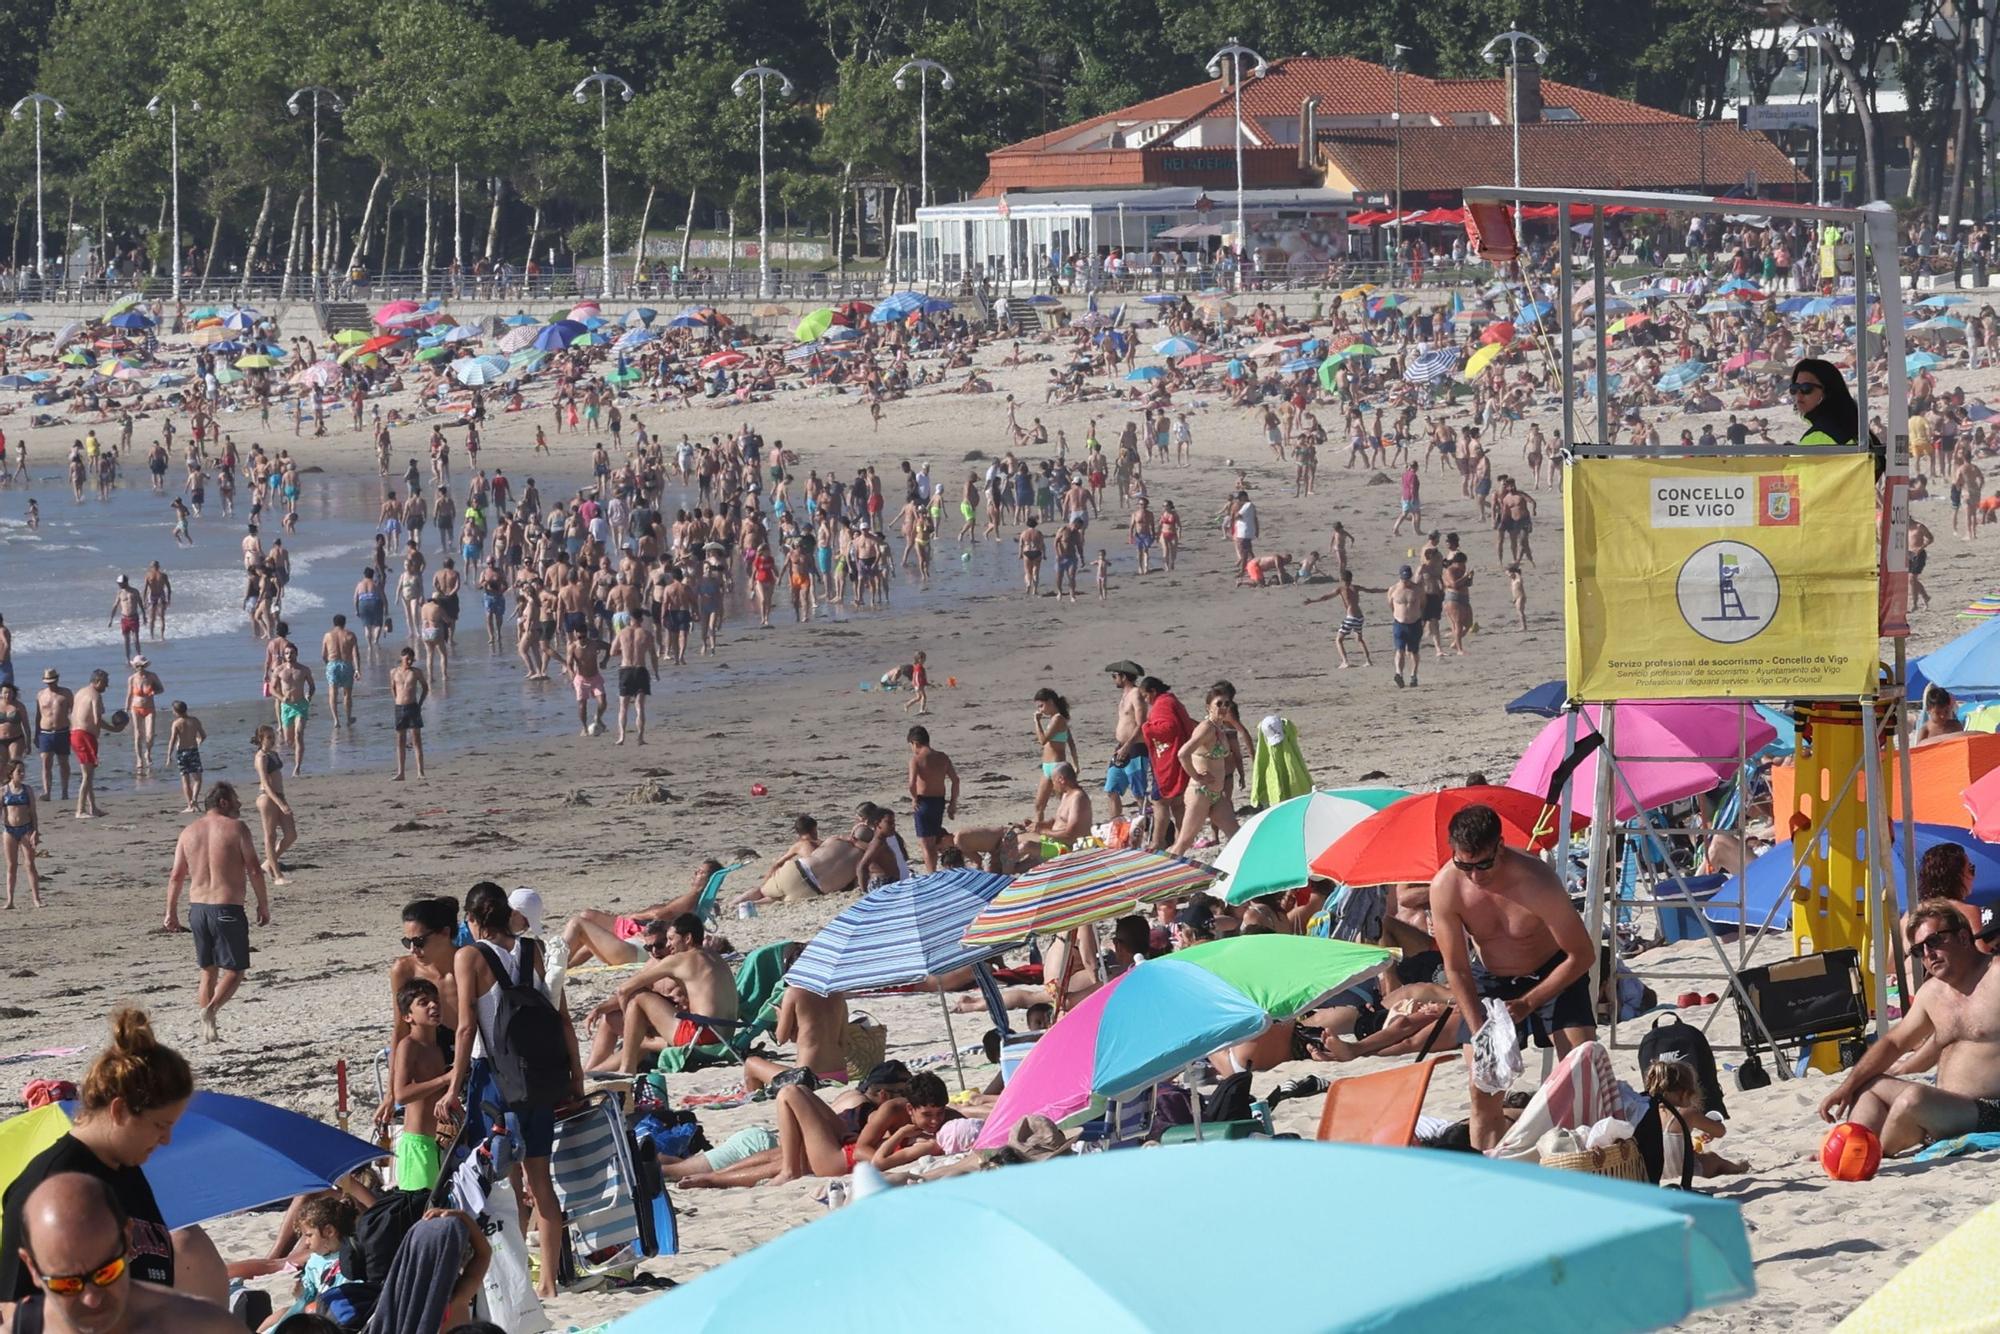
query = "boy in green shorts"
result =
(392, 978, 452, 1192)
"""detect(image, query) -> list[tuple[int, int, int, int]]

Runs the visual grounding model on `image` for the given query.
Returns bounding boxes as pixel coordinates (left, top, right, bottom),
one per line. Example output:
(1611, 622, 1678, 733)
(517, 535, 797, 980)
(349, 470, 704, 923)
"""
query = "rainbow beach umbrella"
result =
(962, 849, 1214, 947)
(0, 1091, 381, 1230)
(1210, 787, 1409, 905)
(974, 935, 1391, 1146)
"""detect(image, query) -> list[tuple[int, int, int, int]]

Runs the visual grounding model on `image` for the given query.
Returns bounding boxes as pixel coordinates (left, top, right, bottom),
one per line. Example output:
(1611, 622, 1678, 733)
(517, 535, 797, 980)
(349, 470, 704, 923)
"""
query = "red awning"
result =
(1347, 210, 1391, 226)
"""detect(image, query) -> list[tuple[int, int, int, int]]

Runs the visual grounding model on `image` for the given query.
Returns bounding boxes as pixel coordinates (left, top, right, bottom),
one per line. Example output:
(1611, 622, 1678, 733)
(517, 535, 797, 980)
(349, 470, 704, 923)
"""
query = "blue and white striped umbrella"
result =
(1153, 335, 1198, 357)
(1404, 345, 1460, 384)
(449, 354, 509, 385)
(787, 869, 1016, 996)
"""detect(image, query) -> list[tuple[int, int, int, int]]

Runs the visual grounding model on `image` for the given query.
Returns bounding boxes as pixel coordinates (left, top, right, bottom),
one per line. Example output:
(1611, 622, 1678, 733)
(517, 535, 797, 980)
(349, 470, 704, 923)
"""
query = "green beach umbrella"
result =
(1211, 787, 1410, 904)
(58, 351, 89, 366)
(415, 345, 450, 361)
(214, 367, 244, 385)
(604, 367, 641, 385)
(331, 329, 371, 345)
(794, 307, 836, 342)
(234, 354, 276, 369)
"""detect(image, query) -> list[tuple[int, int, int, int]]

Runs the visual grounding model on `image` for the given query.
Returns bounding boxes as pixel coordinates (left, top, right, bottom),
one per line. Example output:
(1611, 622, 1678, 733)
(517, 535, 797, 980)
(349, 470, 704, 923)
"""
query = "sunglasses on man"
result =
(1451, 848, 1500, 875)
(1911, 923, 1967, 959)
(37, 1246, 127, 1296)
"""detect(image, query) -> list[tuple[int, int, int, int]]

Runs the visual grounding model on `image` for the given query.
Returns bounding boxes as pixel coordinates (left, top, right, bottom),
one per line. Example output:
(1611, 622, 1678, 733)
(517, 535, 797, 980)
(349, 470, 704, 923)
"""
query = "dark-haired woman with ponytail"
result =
(1031, 688, 1077, 826)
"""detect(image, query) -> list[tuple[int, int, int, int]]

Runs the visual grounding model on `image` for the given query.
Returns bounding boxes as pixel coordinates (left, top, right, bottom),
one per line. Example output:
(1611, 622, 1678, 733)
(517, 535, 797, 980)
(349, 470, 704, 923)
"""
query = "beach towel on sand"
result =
(1492, 1040, 1641, 1161)
(1250, 716, 1313, 807)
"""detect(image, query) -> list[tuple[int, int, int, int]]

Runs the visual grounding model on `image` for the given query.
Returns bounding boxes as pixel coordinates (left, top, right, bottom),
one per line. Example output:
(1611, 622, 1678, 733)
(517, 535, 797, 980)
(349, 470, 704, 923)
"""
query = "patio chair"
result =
(1313, 1056, 1451, 1146)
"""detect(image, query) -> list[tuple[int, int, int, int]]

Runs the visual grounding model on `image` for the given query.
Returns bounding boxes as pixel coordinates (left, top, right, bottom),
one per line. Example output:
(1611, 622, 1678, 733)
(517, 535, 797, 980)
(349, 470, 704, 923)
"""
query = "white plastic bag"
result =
(470, 1178, 545, 1330)
(1580, 1116, 1637, 1151)
(1470, 998, 1524, 1094)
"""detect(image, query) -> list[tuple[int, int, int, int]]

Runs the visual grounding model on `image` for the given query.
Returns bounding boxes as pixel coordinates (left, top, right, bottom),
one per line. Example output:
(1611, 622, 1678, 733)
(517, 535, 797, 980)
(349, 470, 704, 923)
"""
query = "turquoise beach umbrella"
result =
(609, 1141, 1753, 1333)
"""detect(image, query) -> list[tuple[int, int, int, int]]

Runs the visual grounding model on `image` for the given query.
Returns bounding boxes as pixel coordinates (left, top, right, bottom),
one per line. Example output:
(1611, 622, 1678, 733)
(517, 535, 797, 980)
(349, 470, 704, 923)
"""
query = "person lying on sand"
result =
(560, 857, 727, 967)
(1818, 898, 2000, 1155)
(671, 1062, 916, 1187)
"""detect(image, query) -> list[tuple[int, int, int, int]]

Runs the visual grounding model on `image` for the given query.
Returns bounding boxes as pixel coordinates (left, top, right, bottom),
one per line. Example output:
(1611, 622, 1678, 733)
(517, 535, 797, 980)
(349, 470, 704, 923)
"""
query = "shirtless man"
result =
(1424, 803, 1595, 1149)
(1495, 478, 1537, 564)
(1819, 898, 2000, 1155)
(418, 596, 451, 685)
(907, 725, 961, 873)
(957, 762, 1094, 873)
(34, 670, 72, 801)
(271, 645, 314, 775)
(1128, 498, 1158, 574)
(1907, 516, 1934, 610)
(389, 647, 428, 781)
(563, 627, 610, 736)
(69, 670, 112, 819)
(583, 914, 739, 1075)
(739, 981, 849, 1091)
(142, 562, 172, 640)
(239, 522, 262, 573)
(108, 576, 144, 660)
(1387, 565, 1424, 689)
(737, 808, 902, 905)
(1955, 449, 1985, 541)
(1103, 660, 1149, 822)
(1, 1174, 244, 1334)
(320, 614, 359, 729)
(560, 858, 728, 967)
(659, 567, 695, 665)
(163, 782, 270, 1042)
(1305, 569, 1374, 668)
(608, 614, 658, 745)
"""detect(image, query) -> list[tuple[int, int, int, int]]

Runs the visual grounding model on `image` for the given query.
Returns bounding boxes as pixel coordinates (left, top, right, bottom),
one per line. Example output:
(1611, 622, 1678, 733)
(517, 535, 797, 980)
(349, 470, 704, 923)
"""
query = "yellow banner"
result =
(1565, 455, 1878, 700)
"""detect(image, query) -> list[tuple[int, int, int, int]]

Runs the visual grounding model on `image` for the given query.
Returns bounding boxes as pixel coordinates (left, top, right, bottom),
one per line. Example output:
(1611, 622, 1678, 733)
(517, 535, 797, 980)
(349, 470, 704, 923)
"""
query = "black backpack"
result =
(1638, 1014, 1728, 1121)
(476, 939, 572, 1110)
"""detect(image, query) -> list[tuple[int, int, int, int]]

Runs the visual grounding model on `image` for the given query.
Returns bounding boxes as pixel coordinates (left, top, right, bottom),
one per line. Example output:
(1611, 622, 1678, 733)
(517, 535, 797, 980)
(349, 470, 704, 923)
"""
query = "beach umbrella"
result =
(1912, 317, 1968, 338)
(1801, 297, 1842, 317)
(1403, 345, 1460, 384)
(1517, 300, 1553, 324)
(962, 849, 1216, 947)
(101, 292, 145, 319)
(699, 349, 749, 372)
(441, 324, 481, 343)
(327, 329, 369, 346)
(57, 350, 89, 366)
(1462, 342, 1505, 379)
(212, 367, 246, 385)
(450, 354, 510, 386)
(503, 312, 537, 326)
(1333, 342, 1383, 360)
(570, 330, 610, 347)
(0, 375, 35, 390)
(415, 345, 451, 361)
(578, 315, 609, 330)
(497, 325, 543, 353)
(1907, 351, 1943, 374)
(1913, 613, 2000, 694)
(1210, 788, 1410, 905)
(1480, 320, 1517, 344)
(1837, 1196, 2000, 1332)
(624, 307, 659, 328)
(1279, 356, 1318, 373)
(507, 349, 548, 373)
(784, 343, 823, 362)
(1769, 732, 2000, 831)
(186, 324, 232, 347)
(787, 869, 1015, 997)
(822, 325, 861, 342)
(99, 363, 147, 381)
(532, 319, 586, 351)
(2, 312, 28, 322)
(611, 1141, 1751, 1334)
(1705, 823, 2000, 931)
(1140, 292, 1179, 305)
(107, 310, 154, 330)
(567, 303, 601, 324)
(1309, 786, 1579, 887)
(0, 1092, 382, 1231)
(615, 329, 657, 350)
(794, 307, 836, 342)
(604, 367, 642, 385)
(976, 937, 1395, 1143)
(1181, 352, 1225, 370)
(372, 299, 420, 325)
(208, 339, 248, 356)
(1125, 365, 1165, 381)
(1696, 300, 1748, 315)
(233, 354, 276, 369)
(1656, 361, 1709, 393)
(1153, 335, 1199, 357)
(1715, 278, 1761, 294)
(290, 360, 339, 387)
(1917, 294, 1970, 308)
(1507, 702, 1776, 823)
(1506, 680, 1570, 717)
(358, 334, 402, 356)
(1960, 594, 2000, 621)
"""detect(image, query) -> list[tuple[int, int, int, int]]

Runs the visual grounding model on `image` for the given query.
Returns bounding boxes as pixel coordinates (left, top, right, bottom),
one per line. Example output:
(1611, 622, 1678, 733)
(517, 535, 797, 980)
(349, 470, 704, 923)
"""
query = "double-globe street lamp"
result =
(733, 63, 794, 299)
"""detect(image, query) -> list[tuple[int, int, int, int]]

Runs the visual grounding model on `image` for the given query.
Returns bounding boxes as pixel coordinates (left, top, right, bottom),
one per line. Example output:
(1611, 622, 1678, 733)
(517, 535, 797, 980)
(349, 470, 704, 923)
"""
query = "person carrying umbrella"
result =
(0, 1009, 229, 1308)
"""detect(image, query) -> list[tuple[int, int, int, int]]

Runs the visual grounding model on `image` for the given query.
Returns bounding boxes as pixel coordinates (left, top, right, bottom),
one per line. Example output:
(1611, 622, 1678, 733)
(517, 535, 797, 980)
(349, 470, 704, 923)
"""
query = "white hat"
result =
(508, 886, 545, 939)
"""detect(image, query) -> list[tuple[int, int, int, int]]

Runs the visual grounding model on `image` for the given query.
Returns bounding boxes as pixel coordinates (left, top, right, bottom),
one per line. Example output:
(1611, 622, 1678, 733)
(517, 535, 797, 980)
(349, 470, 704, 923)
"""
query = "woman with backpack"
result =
(436, 883, 582, 1300)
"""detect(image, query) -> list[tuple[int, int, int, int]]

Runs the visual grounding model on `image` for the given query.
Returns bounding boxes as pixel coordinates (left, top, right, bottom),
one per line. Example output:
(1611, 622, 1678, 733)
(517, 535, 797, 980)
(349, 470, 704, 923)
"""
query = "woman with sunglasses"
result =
(371, 897, 462, 1140)
(1790, 357, 1883, 469)
(0, 1008, 230, 1310)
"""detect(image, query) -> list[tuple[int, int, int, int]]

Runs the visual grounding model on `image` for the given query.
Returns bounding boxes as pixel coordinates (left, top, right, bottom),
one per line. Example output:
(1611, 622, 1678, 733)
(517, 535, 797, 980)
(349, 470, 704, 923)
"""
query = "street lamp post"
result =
(10, 94, 66, 295)
(1796, 24, 1838, 206)
(1390, 44, 1408, 280)
(1482, 30, 1548, 234)
(573, 70, 635, 299)
(894, 58, 955, 284)
(287, 86, 344, 300)
(145, 97, 197, 304)
(733, 63, 794, 299)
(1206, 40, 1268, 291)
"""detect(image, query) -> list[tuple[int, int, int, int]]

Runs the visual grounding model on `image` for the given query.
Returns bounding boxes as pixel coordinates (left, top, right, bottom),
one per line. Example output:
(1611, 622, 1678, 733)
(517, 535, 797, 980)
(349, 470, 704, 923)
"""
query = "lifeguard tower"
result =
(1459, 185, 1914, 1078)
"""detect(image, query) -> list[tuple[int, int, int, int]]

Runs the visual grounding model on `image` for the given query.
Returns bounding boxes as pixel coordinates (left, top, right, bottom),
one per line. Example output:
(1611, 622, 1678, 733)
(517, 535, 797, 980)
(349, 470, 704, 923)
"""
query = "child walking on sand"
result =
(1095, 550, 1110, 601)
(391, 978, 454, 1192)
(1507, 563, 1527, 630)
(903, 650, 930, 715)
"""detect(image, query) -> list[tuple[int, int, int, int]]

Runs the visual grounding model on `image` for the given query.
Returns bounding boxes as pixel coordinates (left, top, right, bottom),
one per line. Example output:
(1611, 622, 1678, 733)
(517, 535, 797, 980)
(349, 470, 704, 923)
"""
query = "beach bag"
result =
(1638, 1014, 1728, 1120)
(475, 939, 571, 1109)
(339, 1189, 431, 1286)
(1540, 1132, 1649, 1182)
(842, 1013, 888, 1084)
(469, 1178, 544, 1329)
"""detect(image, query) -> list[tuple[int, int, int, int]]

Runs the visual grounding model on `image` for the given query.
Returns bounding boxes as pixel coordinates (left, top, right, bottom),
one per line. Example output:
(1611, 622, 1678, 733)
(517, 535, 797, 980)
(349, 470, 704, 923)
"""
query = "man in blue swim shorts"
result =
(320, 613, 360, 729)
(1103, 659, 1150, 821)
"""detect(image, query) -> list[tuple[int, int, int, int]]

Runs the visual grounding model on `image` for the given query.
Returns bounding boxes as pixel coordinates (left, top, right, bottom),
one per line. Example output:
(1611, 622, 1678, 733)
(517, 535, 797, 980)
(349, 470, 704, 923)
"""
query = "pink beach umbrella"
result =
(372, 299, 420, 325)
(1507, 701, 1777, 822)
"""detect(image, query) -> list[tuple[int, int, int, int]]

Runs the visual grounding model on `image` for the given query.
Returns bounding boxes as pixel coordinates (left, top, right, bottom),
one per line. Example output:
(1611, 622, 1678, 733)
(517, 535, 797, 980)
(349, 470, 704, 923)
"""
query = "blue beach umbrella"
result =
(1907, 351, 1942, 374)
(609, 1142, 1754, 1334)
(625, 306, 658, 327)
(1918, 294, 1969, 307)
(1506, 680, 1570, 717)
(1800, 297, 1841, 317)
(1776, 296, 1814, 314)
(503, 312, 537, 326)
(1656, 361, 1708, 393)
(1153, 335, 1198, 357)
(1706, 823, 2000, 930)
(107, 310, 155, 330)
(1280, 357, 1318, 373)
(0, 1091, 382, 1230)
(786, 869, 1015, 996)
(532, 319, 586, 351)
(1140, 293, 1179, 304)
(1126, 365, 1166, 381)
(1517, 300, 1554, 324)
(450, 354, 510, 385)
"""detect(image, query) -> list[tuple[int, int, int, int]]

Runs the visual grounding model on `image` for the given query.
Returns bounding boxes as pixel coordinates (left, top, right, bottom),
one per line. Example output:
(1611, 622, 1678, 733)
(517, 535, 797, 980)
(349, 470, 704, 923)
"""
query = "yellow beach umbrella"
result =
(1462, 342, 1504, 379)
(1836, 1197, 2000, 1332)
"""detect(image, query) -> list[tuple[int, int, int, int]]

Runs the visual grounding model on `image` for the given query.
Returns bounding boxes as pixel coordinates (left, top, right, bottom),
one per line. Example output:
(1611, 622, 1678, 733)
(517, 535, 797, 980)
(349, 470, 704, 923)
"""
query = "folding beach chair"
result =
(691, 861, 750, 932)
(549, 1090, 678, 1276)
(1072, 1088, 1157, 1149)
(1313, 1056, 1451, 1147)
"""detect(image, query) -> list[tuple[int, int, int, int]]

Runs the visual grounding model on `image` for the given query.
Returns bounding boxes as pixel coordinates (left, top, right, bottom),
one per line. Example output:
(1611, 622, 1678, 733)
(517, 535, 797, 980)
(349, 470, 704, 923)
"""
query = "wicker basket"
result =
(1540, 1136, 1648, 1182)
(843, 1015, 887, 1083)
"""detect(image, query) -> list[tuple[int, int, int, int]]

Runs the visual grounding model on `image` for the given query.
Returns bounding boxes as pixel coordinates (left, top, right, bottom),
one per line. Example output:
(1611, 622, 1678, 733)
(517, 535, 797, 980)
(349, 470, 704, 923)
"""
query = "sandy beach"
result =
(0, 291, 1990, 1331)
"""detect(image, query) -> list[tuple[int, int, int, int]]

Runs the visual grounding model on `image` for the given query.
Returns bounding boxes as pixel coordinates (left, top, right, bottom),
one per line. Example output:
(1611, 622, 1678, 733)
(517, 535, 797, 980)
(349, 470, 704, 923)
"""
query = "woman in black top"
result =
(0, 1008, 225, 1305)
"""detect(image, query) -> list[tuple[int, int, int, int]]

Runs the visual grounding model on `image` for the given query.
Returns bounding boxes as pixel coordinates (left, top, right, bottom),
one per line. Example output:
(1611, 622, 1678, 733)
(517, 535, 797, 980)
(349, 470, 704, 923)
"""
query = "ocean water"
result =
(0, 462, 1028, 775)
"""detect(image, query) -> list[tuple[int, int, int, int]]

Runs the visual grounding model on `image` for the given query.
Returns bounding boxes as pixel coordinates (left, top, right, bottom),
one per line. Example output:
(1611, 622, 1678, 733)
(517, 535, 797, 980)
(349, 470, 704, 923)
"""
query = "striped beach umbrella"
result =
(787, 869, 1015, 997)
(1403, 345, 1460, 384)
(1210, 788, 1410, 905)
(962, 849, 1213, 948)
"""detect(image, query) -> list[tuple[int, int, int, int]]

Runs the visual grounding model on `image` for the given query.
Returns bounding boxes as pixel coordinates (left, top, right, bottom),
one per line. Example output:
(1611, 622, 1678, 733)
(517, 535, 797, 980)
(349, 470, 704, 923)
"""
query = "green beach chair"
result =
(654, 940, 791, 1075)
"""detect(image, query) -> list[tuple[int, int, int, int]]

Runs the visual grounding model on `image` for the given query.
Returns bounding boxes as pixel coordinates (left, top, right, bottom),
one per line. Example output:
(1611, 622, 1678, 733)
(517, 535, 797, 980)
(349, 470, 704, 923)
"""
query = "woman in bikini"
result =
(3, 759, 43, 907)
(1031, 688, 1079, 826)
(126, 656, 164, 777)
(251, 724, 297, 886)
(1158, 500, 1181, 571)
(1171, 688, 1242, 855)
(1442, 552, 1475, 656)
(0, 682, 27, 769)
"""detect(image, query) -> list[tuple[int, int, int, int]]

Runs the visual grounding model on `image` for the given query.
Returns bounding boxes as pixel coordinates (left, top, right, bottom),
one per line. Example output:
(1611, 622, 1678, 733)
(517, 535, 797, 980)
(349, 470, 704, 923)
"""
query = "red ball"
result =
(1820, 1121, 1882, 1181)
